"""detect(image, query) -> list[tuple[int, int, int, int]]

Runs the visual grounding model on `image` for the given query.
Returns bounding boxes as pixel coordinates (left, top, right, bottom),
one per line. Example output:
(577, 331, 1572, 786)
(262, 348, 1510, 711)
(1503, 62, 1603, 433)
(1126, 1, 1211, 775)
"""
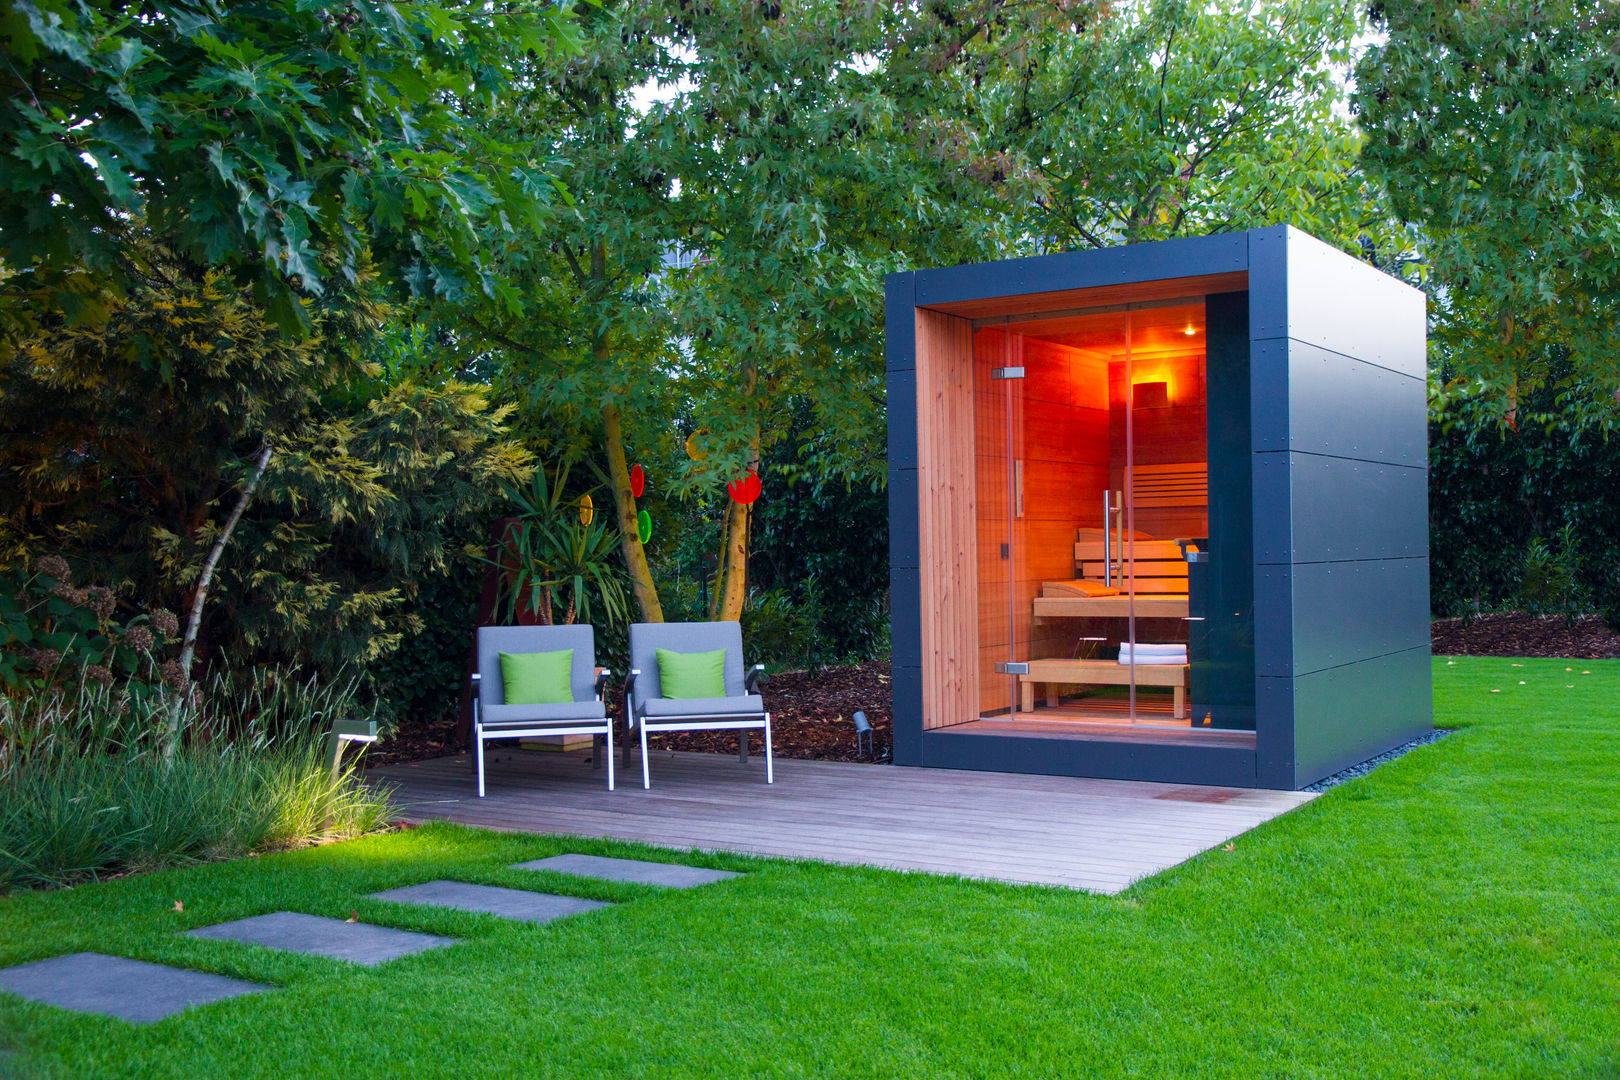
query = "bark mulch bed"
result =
(647, 661, 893, 764)
(1431, 611, 1620, 660)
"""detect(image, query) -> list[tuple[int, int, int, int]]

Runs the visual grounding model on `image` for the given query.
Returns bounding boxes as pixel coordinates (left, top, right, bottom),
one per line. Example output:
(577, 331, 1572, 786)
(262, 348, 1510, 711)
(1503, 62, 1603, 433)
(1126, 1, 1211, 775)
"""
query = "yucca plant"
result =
(489, 463, 629, 627)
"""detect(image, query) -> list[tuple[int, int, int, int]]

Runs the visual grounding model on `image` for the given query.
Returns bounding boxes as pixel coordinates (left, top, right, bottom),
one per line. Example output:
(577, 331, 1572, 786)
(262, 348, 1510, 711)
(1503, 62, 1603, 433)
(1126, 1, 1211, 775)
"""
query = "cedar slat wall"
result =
(916, 309, 980, 731)
(1109, 349, 1209, 539)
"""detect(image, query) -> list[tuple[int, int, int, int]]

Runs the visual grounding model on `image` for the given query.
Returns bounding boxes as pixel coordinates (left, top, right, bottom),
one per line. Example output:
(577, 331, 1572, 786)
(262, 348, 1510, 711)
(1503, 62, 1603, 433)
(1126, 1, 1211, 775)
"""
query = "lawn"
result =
(1, 657, 1617, 1079)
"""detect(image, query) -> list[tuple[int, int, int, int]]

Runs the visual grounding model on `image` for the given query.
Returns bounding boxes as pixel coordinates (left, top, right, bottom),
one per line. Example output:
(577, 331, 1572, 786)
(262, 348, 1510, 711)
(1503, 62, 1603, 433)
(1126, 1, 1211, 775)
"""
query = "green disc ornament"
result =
(636, 509, 652, 545)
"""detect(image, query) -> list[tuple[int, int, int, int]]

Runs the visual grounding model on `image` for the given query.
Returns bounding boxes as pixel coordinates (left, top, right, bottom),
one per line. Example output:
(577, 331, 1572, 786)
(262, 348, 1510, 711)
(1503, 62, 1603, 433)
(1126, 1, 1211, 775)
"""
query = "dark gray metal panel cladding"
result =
(1257, 559, 1431, 676)
(1254, 676, 1295, 788)
(887, 370, 918, 469)
(889, 568, 921, 668)
(912, 232, 1246, 307)
(1281, 228, 1426, 378)
(884, 273, 916, 372)
(1250, 452, 1293, 564)
(1246, 229, 1295, 766)
(887, 467, 919, 569)
(1246, 226, 1290, 340)
(1254, 340, 1428, 465)
(1289, 645, 1433, 786)
(890, 664, 923, 765)
(920, 731, 1258, 788)
(1283, 456, 1428, 563)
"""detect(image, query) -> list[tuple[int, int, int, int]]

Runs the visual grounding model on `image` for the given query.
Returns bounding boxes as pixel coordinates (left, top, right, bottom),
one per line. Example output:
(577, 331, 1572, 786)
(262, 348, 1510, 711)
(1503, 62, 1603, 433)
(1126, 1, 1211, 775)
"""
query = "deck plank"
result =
(367, 751, 1314, 894)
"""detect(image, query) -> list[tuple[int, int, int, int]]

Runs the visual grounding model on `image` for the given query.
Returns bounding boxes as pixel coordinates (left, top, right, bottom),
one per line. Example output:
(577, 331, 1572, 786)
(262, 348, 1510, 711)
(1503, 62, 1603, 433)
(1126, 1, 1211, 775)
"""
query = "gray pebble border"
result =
(1303, 728, 1456, 792)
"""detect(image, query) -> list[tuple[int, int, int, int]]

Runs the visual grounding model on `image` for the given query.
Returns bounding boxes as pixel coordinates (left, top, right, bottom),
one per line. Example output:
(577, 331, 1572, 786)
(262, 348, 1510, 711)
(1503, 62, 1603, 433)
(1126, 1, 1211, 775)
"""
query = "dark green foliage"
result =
(0, 247, 531, 723)
(0, 559, 178, 695)
(1513, 527, 1589, 626)
(365, 570, 482, 727)
(748, 472, 889, 665)
(0, 0, 577, 336)
(1428, 381, 1620, 623)
(1355, 0, 1620, 398)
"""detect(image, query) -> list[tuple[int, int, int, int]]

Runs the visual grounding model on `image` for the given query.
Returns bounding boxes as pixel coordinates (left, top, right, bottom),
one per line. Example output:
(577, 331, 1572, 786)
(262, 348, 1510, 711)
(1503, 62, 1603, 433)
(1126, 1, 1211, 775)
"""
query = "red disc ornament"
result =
(728, 470, 762, 505)
(630, 464, 646, 499)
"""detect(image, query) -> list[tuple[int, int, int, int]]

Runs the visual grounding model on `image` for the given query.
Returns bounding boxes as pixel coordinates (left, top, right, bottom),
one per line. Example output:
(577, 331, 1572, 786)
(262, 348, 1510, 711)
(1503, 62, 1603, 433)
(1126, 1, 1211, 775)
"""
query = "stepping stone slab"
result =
(0, 952, 267, 1024)
(187, 912, 457, 967)
(512, 854, 742, 889)
(367, 881, 610, 923)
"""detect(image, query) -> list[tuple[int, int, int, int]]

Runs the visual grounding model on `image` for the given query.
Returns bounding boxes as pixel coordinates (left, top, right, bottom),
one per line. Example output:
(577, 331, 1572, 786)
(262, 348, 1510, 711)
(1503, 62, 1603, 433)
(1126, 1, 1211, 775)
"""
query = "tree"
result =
(0, 0, 578, 336)
(445, 0, 1008, 623)
(1355, 0, 1620, 403)
(960, 0, 1390, 253)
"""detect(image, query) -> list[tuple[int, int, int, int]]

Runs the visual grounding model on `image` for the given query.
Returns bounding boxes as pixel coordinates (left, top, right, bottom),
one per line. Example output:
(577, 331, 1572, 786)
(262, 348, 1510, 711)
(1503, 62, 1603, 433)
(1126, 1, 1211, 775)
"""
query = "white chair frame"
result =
(471, 669, 614, 797)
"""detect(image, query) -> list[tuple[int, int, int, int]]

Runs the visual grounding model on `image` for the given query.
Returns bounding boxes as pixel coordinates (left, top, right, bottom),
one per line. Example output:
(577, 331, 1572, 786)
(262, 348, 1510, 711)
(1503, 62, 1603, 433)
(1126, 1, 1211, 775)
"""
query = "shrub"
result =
(0, 559, 178, 697)
(1513, 525, 1590, 625)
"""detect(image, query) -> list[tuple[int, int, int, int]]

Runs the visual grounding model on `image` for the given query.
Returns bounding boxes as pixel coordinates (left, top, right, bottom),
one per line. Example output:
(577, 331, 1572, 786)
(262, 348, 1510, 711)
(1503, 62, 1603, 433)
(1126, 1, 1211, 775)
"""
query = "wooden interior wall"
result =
(974, 328, 1110, 714)
(1109, 348, 1209, 539)
(916, 308, 980, 730)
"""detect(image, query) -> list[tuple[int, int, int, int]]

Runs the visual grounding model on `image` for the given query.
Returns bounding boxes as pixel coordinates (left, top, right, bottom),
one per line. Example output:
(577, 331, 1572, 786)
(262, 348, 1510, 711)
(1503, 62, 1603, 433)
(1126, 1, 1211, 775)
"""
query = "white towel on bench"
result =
(1118, 643, 1187, 665)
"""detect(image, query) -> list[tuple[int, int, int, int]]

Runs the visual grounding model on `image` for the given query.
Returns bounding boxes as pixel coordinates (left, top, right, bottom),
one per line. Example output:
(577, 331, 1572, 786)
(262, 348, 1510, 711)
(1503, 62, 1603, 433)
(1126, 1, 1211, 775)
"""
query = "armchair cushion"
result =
(641, 694, 765, 719)
(499, 649, 574, 704)
(480, 699, 607, 727)
(656, 648, 726, 700)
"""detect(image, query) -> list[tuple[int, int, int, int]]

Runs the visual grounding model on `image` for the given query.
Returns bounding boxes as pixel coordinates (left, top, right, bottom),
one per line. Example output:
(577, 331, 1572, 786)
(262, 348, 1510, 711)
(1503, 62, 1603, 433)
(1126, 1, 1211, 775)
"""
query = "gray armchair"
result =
(472, 624, 613, 796)
(623, 621, 772, 789)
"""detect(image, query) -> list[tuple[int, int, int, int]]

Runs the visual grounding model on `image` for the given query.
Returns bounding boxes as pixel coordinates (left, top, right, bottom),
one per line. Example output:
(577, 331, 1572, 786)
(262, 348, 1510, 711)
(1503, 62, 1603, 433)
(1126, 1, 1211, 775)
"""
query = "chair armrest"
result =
(594, 668, 611, 700)
(623, 669, 640, 727)
(745, 664, 767, 692)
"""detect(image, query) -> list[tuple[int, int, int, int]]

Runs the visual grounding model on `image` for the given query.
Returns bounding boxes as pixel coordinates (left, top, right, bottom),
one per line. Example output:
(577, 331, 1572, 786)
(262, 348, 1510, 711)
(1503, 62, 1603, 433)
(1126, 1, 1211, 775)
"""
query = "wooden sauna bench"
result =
(1024, 533, 1191, 717)
(1018, 659, 1188, 718)
(1032, 538, 1192, 620)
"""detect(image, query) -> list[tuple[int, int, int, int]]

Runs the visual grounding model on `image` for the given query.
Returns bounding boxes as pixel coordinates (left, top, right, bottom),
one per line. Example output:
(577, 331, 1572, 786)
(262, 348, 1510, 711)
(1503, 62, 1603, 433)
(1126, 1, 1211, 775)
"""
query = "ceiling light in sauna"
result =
(1183, 321, 1197, 336)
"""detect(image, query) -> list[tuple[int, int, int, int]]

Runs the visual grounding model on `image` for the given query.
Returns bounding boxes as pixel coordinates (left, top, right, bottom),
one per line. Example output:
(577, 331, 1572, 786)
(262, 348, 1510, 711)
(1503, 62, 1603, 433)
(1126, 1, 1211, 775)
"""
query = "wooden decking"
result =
(367, 749, 1314, 894)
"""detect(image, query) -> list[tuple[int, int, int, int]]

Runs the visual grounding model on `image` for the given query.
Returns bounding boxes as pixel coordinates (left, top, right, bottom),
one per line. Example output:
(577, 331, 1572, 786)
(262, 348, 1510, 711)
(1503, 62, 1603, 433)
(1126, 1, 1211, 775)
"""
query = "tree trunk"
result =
(715, 399, 759, 623)
(165, 442, 273, 760)
(603, 401, 663, 623)
(716, 495, 750, 622)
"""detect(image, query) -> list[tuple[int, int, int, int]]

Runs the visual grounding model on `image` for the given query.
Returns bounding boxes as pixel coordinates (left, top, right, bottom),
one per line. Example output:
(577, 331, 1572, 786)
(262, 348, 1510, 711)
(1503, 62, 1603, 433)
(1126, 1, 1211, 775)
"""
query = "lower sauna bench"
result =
(1017, 659, 1189, 718)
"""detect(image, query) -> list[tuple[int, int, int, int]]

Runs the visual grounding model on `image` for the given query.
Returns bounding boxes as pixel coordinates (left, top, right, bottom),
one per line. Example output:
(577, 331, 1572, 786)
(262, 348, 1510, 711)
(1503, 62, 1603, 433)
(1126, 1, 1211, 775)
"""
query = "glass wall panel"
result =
(970, 299, 1218, 730)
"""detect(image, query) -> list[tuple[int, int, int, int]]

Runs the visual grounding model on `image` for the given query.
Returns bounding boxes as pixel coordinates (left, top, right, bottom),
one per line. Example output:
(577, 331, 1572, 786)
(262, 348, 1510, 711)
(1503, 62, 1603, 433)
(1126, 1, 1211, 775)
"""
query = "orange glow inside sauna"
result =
(972, 301, 1210, 729)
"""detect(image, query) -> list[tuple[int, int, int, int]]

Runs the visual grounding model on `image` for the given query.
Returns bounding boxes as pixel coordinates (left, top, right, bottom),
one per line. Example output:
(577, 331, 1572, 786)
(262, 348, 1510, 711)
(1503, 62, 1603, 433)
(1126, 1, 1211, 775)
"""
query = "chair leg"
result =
(622, 720, 634, 768)
(640, 724, 651, 790)
(763, 714, 773, 785)
(592, 733, 603, 769)
(739, 728, 749, 764)
(475, 731, 486, 798)
(605, 725, 615, 791)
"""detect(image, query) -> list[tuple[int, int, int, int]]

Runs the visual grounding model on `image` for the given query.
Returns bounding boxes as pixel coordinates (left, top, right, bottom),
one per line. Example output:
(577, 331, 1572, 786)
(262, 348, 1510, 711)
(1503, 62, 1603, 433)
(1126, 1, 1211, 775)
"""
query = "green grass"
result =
(1, 657, 1617, 1078)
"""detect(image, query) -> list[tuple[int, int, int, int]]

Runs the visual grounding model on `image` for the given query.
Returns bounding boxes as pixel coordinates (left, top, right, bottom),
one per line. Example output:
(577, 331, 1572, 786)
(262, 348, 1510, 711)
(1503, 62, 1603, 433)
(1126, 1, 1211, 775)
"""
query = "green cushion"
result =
(499, 649, 574, 705)
(656, 647, 727, 700)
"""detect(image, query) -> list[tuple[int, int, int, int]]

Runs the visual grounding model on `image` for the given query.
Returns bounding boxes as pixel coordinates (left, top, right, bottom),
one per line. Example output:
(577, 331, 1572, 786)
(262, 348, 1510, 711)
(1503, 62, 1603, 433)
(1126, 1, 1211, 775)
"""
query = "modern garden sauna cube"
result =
(886, 226, 1432, 789)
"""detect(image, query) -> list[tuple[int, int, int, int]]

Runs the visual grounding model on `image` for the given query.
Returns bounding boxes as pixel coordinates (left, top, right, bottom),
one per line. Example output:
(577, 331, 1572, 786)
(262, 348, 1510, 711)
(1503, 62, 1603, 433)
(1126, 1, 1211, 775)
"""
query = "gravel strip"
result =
(1304, 728, 1456, 792)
